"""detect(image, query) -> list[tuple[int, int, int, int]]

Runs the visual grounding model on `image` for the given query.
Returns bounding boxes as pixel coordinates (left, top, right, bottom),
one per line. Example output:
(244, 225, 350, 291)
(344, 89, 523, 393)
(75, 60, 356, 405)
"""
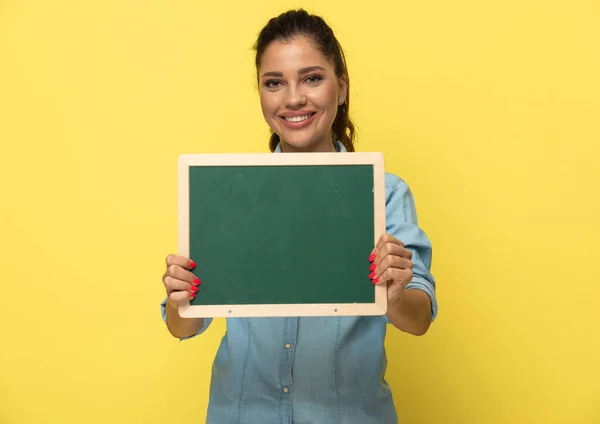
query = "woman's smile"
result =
(278, 111, 317, 129)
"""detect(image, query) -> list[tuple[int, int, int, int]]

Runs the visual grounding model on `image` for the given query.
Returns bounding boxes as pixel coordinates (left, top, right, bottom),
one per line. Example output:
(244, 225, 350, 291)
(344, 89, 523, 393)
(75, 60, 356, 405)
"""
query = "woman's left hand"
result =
(369, 233, 414, 303)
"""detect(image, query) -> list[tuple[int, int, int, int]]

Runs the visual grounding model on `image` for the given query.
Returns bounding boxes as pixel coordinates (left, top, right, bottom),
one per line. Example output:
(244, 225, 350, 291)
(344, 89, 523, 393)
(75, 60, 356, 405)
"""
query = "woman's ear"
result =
(338, 75, 348, 105)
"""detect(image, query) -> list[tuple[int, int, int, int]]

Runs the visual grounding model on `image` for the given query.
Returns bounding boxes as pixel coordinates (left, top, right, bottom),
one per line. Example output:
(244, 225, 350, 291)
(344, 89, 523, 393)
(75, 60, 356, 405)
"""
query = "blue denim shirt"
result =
(161, 141, 437, 424)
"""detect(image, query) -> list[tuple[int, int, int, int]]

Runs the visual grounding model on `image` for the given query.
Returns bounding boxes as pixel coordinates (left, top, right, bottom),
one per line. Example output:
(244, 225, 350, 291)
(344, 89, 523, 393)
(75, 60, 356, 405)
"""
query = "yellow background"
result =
(1, 0, 599, 423)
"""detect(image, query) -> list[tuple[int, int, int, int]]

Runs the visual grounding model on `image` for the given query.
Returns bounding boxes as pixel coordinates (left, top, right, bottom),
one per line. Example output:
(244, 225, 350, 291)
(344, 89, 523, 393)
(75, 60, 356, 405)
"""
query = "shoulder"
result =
(384, 172, 404, 188)
(384, 172, 409, 202)
(384, 172, 420, 223)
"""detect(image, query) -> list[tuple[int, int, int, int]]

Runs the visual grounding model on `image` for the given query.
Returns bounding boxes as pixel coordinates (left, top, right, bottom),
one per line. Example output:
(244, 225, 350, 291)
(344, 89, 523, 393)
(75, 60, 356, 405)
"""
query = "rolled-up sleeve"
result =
(160, 296, 213, 341)
(385, 175, 438, 322)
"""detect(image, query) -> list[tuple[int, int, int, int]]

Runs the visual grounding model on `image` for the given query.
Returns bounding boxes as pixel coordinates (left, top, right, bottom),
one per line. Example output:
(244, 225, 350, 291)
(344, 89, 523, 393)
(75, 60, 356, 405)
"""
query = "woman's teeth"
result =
(284, 114, 313, 122)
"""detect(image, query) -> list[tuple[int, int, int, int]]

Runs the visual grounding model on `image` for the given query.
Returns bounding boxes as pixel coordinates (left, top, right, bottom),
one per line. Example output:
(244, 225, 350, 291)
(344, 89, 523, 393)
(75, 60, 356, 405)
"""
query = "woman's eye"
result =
(265, 80, 282, 88)
(306, 75, 323, 84)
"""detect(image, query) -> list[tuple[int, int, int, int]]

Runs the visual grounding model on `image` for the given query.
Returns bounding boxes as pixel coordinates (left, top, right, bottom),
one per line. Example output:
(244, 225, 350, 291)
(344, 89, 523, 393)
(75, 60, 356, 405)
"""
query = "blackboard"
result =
(177, 152, 386, 318)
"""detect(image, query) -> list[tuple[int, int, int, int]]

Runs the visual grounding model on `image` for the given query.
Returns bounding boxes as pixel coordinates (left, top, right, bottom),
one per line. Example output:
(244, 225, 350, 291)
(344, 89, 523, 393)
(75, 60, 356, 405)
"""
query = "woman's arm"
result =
(369, 232, 435, 336)
(373, 177, 437, 333)
(386, 288, 431, 335)
(165, 302, 204, 339)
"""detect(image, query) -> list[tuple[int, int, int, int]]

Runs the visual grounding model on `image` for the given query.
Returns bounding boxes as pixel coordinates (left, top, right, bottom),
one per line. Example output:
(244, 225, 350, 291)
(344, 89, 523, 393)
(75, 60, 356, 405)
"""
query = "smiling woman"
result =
(160, 8, 437, 424)
(254, 12, 354, 153)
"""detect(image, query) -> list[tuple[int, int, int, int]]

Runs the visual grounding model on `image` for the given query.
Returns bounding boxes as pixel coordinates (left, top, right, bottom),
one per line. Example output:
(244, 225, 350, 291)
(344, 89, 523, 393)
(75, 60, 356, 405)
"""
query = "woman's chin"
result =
(282, 140, 314, 151)
(279, 134, 330, 152)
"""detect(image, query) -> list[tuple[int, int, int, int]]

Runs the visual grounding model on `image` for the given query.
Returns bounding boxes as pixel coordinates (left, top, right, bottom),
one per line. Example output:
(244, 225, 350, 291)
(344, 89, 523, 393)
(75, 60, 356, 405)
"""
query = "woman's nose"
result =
(284, 86, 307, 108)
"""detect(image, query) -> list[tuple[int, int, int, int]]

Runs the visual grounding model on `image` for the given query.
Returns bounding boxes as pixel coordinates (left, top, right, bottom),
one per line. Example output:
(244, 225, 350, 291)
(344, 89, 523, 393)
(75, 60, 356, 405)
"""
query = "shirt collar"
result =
(274, 140, 346, 153)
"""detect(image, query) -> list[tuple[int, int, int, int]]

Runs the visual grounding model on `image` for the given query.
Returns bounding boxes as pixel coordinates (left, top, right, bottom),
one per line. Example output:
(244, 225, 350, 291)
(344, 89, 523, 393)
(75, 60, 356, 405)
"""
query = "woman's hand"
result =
(162, 254, 201, 308)
(369, 233, 431, 335)
(369, 233, 414, 304)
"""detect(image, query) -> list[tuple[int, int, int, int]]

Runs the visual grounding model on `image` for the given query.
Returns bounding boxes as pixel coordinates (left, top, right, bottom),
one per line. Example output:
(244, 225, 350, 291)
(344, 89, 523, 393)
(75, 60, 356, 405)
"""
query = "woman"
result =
(161, 9, 437, 424)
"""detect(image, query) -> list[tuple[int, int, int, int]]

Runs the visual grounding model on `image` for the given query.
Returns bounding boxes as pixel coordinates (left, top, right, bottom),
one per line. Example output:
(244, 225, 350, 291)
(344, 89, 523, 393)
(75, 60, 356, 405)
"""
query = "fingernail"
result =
(369, 271, 376, 279)
(372, 278, 379, 285)
(191, 285, 198, 293)
(193, 277, 201, 286)
(190, 260, 196, 269)
(369, 262, 377, 271)
(190, 292, 196, 299)
(369, 253, 376, 262)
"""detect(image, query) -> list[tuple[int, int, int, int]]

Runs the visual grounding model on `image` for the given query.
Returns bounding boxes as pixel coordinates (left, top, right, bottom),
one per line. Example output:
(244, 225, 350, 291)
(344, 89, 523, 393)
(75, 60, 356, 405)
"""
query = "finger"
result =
(162, 275, 194, 294)
(368, 247, 379, 262)
(165, 263, 201, 286)
(375, 233, 403, 252)
(373, 268, 413, 286)
(371, 255, 413, 277)
(169, 289, 195, 306)
(372, 244, 412, 268)
(165, 254, 196, 270)
(371, 234, 409, 263)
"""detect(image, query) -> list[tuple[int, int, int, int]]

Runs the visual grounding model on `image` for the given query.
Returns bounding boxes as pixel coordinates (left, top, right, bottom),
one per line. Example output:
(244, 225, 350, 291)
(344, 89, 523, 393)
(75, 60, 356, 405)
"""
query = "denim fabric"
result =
(161, 141, 437, 423)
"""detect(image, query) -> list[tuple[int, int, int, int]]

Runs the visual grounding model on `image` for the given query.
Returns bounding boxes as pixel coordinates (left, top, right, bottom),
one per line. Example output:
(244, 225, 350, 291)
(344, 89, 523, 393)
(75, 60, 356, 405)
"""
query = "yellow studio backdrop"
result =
(1, 0, 599, 423)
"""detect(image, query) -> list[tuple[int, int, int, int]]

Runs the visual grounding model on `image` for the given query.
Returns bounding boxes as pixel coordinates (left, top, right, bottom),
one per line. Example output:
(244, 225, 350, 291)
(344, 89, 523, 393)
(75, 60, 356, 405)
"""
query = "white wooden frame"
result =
(177, 152, 387, 318)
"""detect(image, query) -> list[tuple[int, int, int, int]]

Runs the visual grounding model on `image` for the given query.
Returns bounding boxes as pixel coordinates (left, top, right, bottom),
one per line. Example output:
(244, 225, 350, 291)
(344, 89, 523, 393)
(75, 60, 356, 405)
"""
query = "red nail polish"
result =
(369, 253, 376, 262)
(372, 278, 379, 284)
(369, 263, 377, 271)
(190, 293, 196, 299)
(193, 277, 201, 286)
(369, 271, 376, 279)
(191, 285, 198, 293)
(189, 260, 196, 269)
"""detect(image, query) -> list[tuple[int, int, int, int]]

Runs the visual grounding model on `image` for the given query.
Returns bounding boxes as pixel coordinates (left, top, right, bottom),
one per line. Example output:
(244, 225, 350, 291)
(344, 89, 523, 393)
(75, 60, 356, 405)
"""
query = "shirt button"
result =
(283, 387, 289, 393)
(285, 343, 291, 349)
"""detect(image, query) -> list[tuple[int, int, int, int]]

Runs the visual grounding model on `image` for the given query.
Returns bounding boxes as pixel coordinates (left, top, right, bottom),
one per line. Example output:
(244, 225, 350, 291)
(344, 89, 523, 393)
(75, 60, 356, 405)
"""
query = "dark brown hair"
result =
(253, 9, 355, 152)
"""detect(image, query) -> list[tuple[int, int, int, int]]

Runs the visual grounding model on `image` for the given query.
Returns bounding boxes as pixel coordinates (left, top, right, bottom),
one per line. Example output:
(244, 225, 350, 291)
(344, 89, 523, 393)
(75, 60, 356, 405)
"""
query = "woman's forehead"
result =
(259, 36, 332, 73)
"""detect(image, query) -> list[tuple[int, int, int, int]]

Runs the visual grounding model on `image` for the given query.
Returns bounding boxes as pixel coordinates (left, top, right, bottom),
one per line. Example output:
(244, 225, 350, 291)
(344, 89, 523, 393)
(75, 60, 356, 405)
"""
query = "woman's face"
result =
(258, 36, 347, 152)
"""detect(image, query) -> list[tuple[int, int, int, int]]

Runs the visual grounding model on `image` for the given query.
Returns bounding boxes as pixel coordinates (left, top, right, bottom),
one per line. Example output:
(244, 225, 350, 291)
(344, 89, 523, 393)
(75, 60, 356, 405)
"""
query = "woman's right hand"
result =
(162, 254, 201, 308)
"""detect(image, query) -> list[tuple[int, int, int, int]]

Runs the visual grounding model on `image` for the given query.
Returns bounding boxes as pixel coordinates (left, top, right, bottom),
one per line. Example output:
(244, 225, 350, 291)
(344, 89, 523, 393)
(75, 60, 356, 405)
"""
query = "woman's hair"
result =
(253, 9, 356, 152)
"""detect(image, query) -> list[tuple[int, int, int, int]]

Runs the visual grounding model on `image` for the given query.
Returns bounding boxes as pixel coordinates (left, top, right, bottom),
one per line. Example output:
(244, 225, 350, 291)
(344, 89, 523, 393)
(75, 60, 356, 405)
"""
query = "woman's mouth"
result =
(279, 112, 317, 129)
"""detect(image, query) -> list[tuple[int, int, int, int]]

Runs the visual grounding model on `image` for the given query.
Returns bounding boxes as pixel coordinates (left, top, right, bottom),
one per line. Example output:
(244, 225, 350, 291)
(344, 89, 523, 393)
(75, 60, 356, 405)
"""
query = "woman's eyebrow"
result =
(298, 66, 325, 75)
(261, 66, 326, 78)
(262, 71, 284, 77)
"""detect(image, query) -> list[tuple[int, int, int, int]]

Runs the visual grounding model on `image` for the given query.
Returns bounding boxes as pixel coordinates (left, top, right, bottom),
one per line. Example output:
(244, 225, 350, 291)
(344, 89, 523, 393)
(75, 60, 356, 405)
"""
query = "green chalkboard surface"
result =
(177, 152, 386, 318)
